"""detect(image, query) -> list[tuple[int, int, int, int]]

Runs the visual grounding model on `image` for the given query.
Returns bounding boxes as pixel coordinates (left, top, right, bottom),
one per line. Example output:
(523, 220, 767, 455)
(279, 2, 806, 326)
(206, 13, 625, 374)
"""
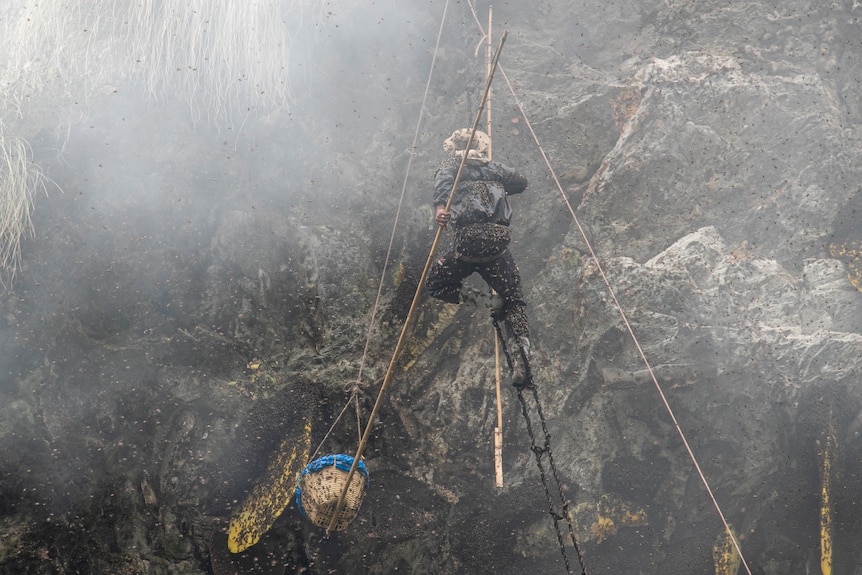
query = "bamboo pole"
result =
(325, 31, 509, 535)
(486, 6, 504, 489)
(494, 320, 504, 488)
(486, 6, 493, 161)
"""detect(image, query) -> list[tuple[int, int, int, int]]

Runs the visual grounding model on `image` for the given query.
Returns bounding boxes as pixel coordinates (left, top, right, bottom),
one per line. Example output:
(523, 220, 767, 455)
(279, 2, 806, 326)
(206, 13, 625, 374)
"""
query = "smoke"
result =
(0, 0, 308, 286)
(0, 0, 441, 543)
(0, 0, 442, 286)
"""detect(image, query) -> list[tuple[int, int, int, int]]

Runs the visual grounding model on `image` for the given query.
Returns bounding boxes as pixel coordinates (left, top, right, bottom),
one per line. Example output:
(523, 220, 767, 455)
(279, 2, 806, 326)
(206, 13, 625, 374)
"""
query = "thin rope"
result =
(463, 1, 753, 571)
(491, 50, 754, 575)
(325, 31, 508, 535)
(306, 0, 451, 464)
(353, 392, 363, 445)
(308, 389, 356, 464)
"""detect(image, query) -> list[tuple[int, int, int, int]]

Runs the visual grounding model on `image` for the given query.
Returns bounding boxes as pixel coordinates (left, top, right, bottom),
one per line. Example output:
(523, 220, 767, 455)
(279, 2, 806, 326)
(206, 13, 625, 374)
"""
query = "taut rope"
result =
(463, 6, 753, 572)
(495, 64, 753, 575)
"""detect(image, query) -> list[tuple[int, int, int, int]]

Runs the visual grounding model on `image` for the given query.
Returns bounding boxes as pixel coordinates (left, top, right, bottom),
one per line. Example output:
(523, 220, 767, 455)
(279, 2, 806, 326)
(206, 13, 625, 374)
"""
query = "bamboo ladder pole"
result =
(325, 31, 509, 535)
(493, 331, 504, 489)
(486, 6, 494, 161)
(486, 6, 505, 490)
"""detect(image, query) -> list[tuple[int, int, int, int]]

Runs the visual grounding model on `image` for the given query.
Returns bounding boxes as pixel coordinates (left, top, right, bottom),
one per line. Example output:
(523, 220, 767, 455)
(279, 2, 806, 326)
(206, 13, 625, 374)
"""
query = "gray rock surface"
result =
(2, 0, 862, 574)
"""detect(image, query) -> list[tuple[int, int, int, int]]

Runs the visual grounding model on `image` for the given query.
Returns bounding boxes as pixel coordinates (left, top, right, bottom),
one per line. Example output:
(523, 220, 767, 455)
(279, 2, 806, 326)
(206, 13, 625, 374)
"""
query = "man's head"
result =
(443, 129, 490, 163)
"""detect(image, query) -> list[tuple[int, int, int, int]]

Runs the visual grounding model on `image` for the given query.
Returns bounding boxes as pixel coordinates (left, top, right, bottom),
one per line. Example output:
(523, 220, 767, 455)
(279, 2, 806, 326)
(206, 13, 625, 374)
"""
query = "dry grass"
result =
(3, 0, 318, 125)
(0, 128, 50, 289)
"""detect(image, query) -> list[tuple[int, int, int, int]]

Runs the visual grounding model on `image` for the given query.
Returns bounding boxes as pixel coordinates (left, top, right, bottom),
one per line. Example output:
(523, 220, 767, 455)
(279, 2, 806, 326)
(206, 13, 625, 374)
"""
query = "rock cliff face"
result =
(2, 0, 862, 574)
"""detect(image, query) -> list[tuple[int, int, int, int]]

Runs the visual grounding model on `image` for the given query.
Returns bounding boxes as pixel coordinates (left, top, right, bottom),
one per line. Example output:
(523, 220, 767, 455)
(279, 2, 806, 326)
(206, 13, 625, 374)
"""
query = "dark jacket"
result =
(432, 156, 528, 228)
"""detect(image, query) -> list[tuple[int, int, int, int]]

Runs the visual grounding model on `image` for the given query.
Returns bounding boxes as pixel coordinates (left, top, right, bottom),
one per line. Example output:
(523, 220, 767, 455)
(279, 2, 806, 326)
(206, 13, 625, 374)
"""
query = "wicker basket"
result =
(297, 455, 368, 531)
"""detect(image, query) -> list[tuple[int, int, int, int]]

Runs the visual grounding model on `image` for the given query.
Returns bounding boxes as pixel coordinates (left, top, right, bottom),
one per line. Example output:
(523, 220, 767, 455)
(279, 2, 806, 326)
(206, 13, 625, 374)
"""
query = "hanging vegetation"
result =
(2, 0, 310, 123)
(0, 126, 49, 288)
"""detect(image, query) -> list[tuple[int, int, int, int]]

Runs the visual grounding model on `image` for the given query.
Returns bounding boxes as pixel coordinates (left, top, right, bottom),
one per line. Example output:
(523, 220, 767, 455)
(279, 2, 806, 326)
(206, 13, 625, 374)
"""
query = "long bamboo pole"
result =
(324, 31, 509, 535)
(486, 6, 493, 161)
(493, 327, 504, 488)
(486, 6, 505, 490)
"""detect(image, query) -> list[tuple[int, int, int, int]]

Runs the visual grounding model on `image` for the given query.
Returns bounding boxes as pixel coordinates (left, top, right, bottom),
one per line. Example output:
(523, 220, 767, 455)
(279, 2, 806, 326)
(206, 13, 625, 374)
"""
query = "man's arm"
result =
(431, 158, 460, 227)
(432, 159, 458, 205)
(491, 162, 527, 195)
(502, 170, 528, 195)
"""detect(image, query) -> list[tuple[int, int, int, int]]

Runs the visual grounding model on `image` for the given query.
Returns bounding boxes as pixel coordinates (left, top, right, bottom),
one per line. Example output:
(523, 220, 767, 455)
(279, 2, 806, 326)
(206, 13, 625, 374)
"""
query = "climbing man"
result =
(426, 128, 533, 386)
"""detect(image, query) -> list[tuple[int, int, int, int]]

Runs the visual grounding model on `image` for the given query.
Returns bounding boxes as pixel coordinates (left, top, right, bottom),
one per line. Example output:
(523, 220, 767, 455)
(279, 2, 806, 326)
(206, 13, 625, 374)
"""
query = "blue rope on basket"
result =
(295, 454, 369, 524)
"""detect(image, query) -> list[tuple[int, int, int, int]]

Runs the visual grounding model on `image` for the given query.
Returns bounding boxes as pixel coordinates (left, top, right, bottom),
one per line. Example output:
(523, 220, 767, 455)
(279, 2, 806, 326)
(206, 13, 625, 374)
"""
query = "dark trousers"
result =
(426, 247, 530, 340)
